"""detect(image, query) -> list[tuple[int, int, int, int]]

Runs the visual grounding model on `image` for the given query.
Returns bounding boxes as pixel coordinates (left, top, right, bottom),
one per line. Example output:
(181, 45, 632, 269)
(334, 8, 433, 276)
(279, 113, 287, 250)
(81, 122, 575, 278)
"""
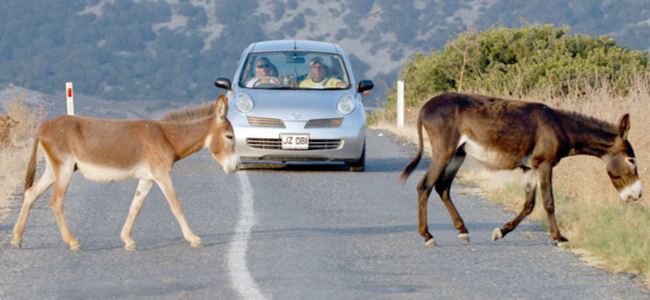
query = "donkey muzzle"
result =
(222, 154, 241, 174)
(619, 180, 642, 203)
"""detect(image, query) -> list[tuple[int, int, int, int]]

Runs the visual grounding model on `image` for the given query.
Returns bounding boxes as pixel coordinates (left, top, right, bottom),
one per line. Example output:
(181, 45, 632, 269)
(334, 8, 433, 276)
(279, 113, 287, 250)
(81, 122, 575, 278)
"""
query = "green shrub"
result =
(386, 24, 649, 109)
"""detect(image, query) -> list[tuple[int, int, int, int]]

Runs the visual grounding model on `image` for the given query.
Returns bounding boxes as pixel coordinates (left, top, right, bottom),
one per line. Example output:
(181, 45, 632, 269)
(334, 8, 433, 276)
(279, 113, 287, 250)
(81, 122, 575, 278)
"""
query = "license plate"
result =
(280, 133, 310, 150)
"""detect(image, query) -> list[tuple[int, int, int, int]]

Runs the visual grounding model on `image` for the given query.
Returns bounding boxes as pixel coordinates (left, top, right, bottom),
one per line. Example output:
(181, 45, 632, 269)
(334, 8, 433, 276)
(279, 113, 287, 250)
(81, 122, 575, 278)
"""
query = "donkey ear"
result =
(215, 94, 228, 123)
(618, 113, 630, 140)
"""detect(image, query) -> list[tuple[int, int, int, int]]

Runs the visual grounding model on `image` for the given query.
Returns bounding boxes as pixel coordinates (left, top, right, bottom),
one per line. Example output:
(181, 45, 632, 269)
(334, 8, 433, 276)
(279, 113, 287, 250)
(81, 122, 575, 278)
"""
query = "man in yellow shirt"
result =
(299, 57, 347, 89)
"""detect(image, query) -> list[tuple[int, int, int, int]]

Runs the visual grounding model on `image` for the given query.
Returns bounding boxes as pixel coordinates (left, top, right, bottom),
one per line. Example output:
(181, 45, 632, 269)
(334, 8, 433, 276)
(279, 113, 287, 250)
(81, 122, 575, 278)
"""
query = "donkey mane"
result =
(159, 102, 216, 122)
(471, 93, 618, 134)
(555, 108, 618, 134)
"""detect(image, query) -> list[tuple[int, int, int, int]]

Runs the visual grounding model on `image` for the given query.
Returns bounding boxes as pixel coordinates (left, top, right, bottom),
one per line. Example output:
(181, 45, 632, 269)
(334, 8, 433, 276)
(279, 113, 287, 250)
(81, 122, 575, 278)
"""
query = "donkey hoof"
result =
(190, 238, 203, 248)
(491, 228, 503, 241)
(124, 242, 136, 251)
(556, 241, 570, 249)
(424, 238, 437, 247)
(458, 233, 470, 243)
(69, 241, 80, 251)
(10, 238, 22, 249)
(556, 235, 569, 243)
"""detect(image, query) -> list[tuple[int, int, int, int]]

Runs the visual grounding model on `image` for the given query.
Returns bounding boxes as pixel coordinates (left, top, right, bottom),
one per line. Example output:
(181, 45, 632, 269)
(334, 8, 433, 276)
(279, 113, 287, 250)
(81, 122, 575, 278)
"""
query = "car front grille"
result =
(247, 117, 343, 129)
(246, 138, 342, 150)
(304, 118, 343, 128)
(309, 139, 343, 150)
(247, 116, 285, 128)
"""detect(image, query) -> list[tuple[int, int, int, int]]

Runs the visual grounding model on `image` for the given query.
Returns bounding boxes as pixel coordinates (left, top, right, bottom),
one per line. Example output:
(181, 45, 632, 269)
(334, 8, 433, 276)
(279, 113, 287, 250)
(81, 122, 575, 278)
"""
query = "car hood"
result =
(240, 89, 353, 121)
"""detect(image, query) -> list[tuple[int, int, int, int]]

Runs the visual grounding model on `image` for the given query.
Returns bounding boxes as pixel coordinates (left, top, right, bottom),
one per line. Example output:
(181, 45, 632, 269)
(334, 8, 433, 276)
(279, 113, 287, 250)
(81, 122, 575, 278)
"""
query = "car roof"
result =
(249, 40, 341, 54)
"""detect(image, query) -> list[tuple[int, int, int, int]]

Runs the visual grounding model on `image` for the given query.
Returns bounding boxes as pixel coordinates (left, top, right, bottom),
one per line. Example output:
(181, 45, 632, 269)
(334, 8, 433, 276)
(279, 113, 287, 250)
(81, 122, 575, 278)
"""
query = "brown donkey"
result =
(400, 92, 642, 246)
(11, 95, 240, 251)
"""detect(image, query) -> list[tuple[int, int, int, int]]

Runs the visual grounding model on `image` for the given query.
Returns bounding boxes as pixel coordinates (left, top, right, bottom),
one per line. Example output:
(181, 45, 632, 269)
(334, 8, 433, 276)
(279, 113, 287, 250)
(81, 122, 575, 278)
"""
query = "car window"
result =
(238, 51, 350, 90)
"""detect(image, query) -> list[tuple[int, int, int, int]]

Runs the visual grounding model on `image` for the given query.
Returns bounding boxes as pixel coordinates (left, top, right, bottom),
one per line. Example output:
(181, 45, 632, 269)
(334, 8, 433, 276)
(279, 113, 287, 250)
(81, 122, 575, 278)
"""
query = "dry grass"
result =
(0, 94, 44, 221)
(371, 83, 650, 287)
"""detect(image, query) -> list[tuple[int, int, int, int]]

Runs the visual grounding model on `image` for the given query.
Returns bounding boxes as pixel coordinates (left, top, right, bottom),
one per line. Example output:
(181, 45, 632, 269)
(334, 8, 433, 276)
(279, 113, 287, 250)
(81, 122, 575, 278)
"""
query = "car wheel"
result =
(347, 143, 365, 172)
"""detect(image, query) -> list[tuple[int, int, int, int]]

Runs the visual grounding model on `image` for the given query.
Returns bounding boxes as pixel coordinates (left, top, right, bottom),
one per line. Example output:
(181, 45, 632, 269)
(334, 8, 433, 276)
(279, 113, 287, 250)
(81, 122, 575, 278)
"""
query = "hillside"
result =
(1, 0, 649, 106)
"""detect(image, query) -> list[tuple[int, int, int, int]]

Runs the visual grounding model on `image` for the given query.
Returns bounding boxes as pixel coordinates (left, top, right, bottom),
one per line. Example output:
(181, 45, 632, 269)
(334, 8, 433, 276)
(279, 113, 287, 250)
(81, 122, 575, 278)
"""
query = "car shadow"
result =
(365, 157, 432, 173)
(238, 157, 431, 174)
(240, 162, 347, 173)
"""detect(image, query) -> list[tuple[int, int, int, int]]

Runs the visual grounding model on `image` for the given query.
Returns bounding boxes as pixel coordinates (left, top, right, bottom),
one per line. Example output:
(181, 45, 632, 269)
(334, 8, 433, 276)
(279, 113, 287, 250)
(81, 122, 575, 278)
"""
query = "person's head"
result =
(309, 57, 327, 82)
(255, 57, 273, 76)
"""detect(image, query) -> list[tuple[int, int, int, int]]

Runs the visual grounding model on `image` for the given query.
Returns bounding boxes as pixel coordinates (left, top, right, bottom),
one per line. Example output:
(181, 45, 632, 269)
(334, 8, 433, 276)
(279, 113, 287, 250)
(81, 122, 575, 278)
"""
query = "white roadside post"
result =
(66, 82, 74, 115)
(397, 80, 404, 129)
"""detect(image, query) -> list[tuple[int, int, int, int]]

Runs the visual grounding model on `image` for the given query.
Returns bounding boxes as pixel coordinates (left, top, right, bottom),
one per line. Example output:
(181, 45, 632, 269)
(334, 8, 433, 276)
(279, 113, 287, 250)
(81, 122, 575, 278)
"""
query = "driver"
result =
(299, 57, 347, 88)
(245, 57, 281, 87)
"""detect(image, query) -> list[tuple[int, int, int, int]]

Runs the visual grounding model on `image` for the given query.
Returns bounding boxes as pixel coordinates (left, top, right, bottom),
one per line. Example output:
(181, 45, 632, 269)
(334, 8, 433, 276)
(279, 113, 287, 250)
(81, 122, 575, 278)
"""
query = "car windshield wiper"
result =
(262, 86, 294, 90)
(294, 87, 348, 91)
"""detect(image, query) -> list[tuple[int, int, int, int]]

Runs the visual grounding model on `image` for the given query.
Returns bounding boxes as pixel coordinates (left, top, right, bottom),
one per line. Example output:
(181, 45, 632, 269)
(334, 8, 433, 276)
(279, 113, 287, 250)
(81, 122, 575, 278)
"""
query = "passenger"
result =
(246, 57, 281, 87)
(299, 57, 347, 89)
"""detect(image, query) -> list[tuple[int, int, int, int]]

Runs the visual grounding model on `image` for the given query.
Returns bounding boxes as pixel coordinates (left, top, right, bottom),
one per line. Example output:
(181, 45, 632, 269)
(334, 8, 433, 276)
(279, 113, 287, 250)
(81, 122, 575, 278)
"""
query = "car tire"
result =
(347, 143, 365, 172)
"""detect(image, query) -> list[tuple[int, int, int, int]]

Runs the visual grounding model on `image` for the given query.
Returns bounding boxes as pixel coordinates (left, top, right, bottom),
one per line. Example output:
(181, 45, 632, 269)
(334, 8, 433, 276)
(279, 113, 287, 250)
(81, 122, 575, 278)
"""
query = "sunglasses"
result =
(256, 63, 270, 68)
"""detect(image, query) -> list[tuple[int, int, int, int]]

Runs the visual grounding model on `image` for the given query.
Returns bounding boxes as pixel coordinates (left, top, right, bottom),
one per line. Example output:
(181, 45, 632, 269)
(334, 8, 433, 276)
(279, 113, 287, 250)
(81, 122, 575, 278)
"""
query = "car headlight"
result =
(337, 94, 356, 115)
(236, 93, 254, 113)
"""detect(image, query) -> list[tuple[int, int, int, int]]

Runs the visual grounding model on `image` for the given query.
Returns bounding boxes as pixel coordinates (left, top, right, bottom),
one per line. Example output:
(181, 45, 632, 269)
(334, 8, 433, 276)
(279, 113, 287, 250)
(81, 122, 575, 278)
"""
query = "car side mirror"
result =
(357, 80, 374, 94)
(214, 77, 232, 90)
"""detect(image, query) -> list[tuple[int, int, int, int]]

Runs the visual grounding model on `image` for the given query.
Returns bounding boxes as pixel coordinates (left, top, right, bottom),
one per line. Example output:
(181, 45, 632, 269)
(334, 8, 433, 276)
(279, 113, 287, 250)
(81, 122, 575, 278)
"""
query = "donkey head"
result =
(206, 95, 240, 174)
(605, 114, 642, 202)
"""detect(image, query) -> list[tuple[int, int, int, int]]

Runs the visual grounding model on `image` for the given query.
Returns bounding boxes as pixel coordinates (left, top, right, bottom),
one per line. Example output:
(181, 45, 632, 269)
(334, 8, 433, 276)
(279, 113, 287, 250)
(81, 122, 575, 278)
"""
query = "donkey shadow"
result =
(248, 222, 547, 244)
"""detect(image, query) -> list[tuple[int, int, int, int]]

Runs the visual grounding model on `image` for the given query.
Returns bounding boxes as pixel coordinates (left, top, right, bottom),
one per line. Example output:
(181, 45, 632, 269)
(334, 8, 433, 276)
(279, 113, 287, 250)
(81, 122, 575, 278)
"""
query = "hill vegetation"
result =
(1, 1, 650, 104)
(385, 25, 649, 108)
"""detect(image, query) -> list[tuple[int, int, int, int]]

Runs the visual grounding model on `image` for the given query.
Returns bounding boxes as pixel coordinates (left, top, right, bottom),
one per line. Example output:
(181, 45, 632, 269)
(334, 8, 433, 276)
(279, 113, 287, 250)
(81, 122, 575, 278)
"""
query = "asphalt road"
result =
(1, 129, 648, 299)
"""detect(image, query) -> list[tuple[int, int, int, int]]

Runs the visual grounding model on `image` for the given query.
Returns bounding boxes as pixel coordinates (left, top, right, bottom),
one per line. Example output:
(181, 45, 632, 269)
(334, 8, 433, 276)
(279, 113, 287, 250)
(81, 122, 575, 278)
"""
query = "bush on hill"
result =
(387, 25, 649, 108)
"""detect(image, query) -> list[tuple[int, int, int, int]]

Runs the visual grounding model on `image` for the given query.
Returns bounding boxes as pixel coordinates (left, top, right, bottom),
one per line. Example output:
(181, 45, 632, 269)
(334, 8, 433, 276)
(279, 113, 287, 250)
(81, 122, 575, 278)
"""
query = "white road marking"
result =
(227, 171, 268, 300)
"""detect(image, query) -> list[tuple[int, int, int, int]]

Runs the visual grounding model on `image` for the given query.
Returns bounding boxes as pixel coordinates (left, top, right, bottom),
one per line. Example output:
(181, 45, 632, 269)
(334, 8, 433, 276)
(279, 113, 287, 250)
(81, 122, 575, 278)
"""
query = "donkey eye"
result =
(225, 134, 234, 140)
(627, 158, 636, 165)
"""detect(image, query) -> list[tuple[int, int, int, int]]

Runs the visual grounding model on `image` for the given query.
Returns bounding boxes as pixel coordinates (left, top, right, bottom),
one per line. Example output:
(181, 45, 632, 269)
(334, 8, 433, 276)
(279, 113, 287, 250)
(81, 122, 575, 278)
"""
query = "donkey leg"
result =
(435, 150, 470, 243)
(493, 170, 538, 241)
(120, 179, 153, 251)
(11, 164, 56, 248)
(155, 174, 202, 248)
(49, 161, 80, 251)
(416, 173, 436, 246)
(416, 154, 455, 246)
(539, 165, 568, 243)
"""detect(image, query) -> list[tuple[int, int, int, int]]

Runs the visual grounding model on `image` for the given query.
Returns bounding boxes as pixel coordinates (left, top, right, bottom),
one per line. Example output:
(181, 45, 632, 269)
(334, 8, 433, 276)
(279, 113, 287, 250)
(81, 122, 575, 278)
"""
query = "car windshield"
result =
(238, 51, 350, 90)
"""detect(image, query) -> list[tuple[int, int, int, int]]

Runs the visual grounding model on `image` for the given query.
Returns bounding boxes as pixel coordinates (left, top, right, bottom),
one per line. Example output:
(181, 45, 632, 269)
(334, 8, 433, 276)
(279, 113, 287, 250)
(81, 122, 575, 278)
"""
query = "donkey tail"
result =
(399, 115, 424, 184)
(24, 137, 39, 191)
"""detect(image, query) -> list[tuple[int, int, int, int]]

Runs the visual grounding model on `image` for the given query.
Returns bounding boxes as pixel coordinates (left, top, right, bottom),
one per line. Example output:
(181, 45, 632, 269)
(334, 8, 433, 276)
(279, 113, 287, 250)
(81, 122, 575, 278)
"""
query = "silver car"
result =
(215, 40, 374, 171)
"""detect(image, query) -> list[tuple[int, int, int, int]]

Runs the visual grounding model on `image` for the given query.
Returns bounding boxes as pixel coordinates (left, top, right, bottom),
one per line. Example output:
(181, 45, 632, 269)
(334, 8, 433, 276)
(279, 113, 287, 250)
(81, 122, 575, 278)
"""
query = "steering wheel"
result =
(253, 77, 281, 87)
